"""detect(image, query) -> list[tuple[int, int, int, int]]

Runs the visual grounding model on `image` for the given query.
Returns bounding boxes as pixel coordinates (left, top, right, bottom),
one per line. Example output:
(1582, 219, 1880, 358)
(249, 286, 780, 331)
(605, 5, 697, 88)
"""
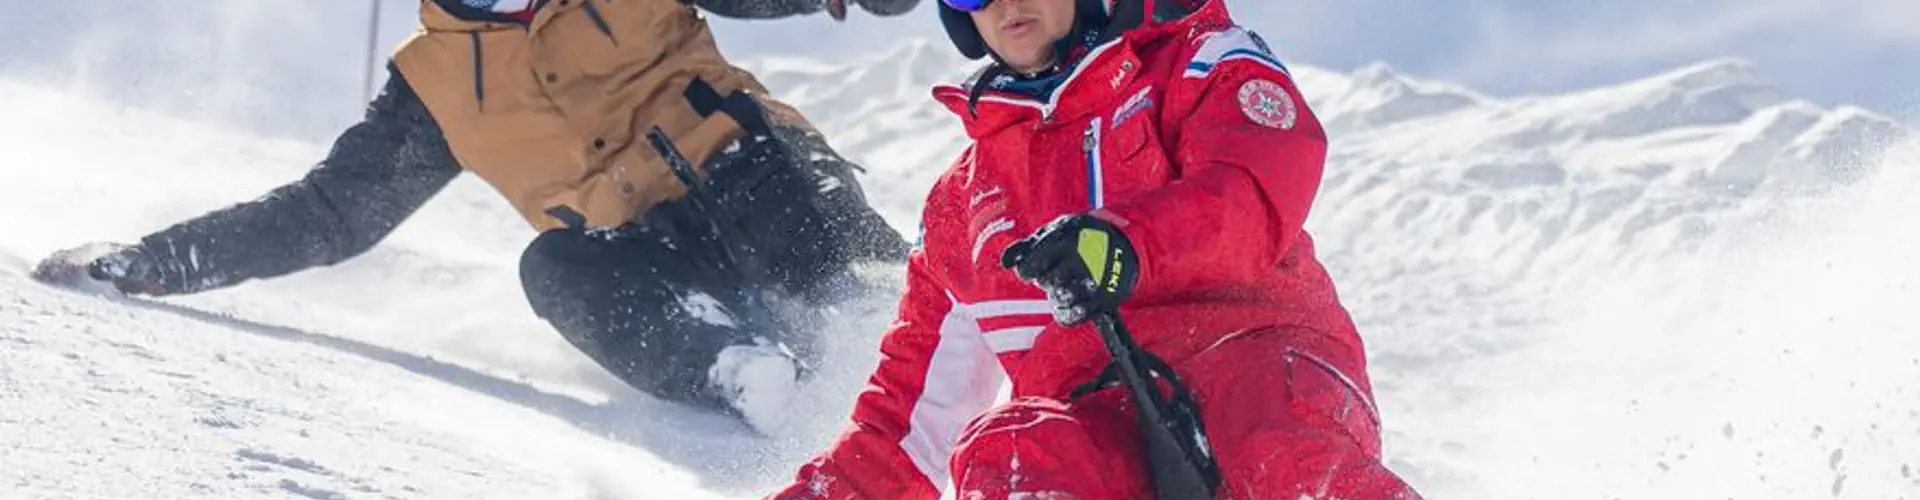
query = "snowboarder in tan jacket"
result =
(32, 0, 918, 433)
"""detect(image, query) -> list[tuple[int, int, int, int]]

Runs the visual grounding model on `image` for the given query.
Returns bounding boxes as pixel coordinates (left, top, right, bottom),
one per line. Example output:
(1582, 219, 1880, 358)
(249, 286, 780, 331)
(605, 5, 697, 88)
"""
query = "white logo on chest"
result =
(1110, 86, 1155, 128)
(970, 186, 1004, 208)
(972, 217, 1016, 265)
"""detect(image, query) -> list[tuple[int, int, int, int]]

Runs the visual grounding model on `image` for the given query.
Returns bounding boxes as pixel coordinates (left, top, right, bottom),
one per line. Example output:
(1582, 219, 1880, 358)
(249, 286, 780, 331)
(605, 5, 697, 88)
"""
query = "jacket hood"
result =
(419, 0, 547, 32)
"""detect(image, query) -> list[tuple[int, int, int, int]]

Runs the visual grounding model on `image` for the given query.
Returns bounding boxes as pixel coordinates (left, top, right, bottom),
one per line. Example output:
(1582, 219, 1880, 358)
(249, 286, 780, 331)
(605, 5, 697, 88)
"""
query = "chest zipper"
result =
(1084, 117, 1105, 209)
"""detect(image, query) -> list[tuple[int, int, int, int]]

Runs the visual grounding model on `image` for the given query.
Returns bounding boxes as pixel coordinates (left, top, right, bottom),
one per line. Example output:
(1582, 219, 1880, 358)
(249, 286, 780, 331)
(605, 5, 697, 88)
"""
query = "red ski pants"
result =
(949, 327, 1423, 499)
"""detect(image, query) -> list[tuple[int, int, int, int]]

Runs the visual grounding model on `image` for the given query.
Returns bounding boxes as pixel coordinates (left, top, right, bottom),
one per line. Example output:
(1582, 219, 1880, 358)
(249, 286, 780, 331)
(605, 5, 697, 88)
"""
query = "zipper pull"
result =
(1082, 119, 1099, 152)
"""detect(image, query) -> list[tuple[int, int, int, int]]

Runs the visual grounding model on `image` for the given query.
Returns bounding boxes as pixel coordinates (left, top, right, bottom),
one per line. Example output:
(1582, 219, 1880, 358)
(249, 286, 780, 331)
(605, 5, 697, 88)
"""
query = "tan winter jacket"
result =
(392, 0, 813, 230)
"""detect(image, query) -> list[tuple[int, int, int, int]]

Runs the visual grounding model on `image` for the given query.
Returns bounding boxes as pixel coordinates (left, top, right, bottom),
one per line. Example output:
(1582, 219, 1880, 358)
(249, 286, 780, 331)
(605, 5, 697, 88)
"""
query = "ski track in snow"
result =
(0, 265, 904, 499)
(0, 278, 748, 499)
(3, 11, 1919, 499)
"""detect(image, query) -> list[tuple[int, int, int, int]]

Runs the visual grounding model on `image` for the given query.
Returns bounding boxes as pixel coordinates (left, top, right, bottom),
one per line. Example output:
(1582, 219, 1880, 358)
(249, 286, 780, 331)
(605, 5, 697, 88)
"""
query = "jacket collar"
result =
(421, 0, 560, 32)
(933, 0, 1233, 138)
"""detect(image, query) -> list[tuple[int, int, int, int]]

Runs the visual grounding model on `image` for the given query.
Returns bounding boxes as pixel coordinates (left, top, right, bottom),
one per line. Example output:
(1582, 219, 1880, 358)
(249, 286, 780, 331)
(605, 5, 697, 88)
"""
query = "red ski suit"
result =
(775, 1, 1421, 498)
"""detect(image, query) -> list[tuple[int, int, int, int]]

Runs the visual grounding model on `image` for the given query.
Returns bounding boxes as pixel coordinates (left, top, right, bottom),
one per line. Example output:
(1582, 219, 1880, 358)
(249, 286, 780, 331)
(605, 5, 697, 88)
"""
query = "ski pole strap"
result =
(1070, 363, 1122, 399)
(1088, 313, 1223, 497)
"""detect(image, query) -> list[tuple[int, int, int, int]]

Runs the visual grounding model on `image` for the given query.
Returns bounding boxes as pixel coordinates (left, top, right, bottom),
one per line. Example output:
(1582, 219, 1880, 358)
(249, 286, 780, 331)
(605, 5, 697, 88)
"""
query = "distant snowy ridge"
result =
(746, 40, 1908, 297)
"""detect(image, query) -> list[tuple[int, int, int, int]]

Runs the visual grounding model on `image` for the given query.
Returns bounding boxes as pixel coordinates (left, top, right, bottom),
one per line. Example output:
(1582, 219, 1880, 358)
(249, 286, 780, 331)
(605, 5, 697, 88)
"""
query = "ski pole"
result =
(1091, 311, 1221, 498)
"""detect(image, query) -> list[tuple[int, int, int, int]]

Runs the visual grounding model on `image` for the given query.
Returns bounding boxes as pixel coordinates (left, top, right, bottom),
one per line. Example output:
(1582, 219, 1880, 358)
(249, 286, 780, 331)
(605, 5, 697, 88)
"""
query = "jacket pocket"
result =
(1284, 348, 1383, 458)
(1097, 108, 1171, 205)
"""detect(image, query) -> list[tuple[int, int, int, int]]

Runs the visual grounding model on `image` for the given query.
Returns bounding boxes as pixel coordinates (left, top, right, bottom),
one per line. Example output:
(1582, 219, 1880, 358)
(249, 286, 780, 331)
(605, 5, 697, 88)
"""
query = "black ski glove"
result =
(31, 243, 166, 296)
(999, 214, 1140, 326)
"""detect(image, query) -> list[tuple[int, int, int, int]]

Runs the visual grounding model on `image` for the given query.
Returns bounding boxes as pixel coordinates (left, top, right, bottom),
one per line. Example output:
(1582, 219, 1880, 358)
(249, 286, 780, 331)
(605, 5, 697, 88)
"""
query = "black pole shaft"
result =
(1092, 313, 1217, 499)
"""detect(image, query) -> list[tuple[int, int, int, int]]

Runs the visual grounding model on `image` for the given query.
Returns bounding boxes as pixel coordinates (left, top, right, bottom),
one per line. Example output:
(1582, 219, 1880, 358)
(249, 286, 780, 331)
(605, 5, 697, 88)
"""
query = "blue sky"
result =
(708, 0, 1920, 121)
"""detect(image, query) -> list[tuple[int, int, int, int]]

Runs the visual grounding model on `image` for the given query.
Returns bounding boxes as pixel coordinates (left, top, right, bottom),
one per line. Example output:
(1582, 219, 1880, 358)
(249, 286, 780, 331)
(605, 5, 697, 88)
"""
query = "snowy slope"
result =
(4, 33, 1919, 500)
(0, 80, 897, 499)
(0, 271, 733, 500)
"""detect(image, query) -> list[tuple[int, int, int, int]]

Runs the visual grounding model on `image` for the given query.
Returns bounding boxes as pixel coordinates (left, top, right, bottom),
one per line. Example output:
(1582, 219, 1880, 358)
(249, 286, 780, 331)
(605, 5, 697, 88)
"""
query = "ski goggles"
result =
(942, 0, 993, 12)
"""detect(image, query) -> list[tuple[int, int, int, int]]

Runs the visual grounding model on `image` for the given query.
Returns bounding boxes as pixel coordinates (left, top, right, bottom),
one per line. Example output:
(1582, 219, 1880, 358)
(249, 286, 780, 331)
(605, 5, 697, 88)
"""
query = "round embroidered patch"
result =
(1237, 79, 1297, 130)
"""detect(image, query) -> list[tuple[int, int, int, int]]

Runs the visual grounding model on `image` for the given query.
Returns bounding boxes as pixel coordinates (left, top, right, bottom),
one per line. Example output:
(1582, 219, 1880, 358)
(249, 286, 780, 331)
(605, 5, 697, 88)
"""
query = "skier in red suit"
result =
(772, 0, 1425, 497)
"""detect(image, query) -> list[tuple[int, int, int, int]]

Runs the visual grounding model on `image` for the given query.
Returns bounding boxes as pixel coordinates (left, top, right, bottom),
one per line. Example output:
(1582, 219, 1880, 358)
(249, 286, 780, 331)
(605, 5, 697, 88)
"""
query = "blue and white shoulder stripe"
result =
(1185, 27, 1291, 79)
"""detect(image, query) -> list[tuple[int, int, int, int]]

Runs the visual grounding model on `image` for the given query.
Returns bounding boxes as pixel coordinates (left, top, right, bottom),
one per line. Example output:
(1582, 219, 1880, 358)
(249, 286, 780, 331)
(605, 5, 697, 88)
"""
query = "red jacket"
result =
(778, 1, 1363, 497)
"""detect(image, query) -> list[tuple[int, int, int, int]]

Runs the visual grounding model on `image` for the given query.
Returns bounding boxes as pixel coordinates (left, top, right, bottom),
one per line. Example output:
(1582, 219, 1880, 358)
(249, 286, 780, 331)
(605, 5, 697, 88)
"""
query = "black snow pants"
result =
(517, 126, 906, 411)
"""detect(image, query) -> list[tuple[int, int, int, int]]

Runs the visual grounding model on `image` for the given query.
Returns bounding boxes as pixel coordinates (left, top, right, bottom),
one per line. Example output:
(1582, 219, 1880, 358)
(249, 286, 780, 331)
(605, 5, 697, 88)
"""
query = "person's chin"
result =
(1006, 49, 1051, 70)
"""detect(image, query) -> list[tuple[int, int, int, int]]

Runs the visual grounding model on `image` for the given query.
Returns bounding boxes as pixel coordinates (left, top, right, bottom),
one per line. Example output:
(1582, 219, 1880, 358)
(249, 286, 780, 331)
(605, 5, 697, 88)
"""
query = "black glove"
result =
(30, 243, 165, 296)
(999, 214, 1140, 326)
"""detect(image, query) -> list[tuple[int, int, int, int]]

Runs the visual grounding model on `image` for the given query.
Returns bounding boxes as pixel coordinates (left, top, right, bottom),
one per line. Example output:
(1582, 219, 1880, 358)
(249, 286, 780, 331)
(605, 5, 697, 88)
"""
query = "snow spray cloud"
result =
(1454, 136, 1920, 498)
(568, 266, 911, 497)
